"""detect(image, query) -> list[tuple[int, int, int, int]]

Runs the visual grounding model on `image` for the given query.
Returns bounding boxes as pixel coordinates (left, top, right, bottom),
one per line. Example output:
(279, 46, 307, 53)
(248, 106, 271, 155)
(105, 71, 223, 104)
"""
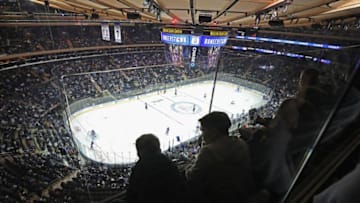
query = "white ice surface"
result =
(69, 81, 267, 164)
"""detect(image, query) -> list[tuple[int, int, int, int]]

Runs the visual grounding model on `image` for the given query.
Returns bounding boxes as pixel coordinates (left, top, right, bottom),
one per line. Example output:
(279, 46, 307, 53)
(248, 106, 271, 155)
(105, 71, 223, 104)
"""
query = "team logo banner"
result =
(101, 23, 110, 41)
(114, 22, 122, 43)
(190, 47, 197, 68)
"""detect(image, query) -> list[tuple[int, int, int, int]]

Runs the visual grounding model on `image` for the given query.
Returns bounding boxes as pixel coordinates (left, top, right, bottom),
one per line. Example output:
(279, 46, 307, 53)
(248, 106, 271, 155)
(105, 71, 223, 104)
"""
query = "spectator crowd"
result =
(0, 21, 359, 203)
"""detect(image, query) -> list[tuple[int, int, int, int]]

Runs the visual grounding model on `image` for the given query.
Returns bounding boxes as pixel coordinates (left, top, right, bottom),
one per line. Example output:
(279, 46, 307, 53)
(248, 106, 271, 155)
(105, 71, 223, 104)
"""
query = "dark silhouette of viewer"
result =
(126, 134, 187, 203)
(247, 68, 332, 163)
(239, 68, 360, 200)
(186, 111, 256, 203)
(238, 68, 326, 199)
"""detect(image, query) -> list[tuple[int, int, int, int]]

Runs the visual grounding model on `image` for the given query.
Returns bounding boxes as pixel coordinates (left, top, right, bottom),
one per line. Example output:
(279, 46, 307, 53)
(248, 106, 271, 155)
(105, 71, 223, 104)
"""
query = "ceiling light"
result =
(255, 15, 260, 25)
(271, 10, 278, 20)
(282, 5, 288, 13)
(156, 9, 161, 21)
(143, 0, 149, 6)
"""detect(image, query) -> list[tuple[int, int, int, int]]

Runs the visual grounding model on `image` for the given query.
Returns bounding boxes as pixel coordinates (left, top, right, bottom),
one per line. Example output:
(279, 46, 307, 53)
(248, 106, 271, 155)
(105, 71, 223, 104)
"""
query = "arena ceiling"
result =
(30, 0, 360, 28)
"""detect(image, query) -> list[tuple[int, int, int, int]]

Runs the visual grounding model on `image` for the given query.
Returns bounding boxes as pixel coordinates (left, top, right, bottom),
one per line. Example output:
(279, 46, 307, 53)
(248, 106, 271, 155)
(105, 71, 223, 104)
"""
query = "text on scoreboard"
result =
(161, 32, 228, 47)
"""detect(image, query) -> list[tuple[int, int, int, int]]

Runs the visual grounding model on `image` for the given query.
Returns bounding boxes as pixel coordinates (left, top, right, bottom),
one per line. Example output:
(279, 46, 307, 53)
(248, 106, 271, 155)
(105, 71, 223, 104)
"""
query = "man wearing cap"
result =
(186, 111, 256, 203)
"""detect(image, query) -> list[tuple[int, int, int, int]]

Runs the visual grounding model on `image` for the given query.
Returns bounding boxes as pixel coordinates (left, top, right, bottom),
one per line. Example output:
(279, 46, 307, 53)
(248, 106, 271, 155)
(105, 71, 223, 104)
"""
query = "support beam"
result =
(190, 0, 195, 25)
(212, 0, 239, 22)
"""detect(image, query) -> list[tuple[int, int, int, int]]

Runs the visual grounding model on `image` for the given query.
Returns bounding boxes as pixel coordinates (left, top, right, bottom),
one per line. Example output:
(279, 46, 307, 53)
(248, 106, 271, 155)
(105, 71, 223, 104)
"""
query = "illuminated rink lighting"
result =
(69, 81, 268, 165)
(231, 46, 332, 64)
(235, 35, 341, 50)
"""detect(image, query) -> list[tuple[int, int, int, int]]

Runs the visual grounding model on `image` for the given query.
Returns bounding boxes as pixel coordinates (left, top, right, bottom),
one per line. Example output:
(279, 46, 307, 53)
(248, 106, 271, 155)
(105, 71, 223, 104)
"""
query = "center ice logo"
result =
(171, 101, 202, 114)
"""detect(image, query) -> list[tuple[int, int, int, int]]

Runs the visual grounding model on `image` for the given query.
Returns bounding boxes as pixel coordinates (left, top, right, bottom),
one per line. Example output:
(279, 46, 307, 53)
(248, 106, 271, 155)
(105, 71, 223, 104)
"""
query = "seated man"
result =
(186, 111, 256, 203)
(126, 134, 187, 203)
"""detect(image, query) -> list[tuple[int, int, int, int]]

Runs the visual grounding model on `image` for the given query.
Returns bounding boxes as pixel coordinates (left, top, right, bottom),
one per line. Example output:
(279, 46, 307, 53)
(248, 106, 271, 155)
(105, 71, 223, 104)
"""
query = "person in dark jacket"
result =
(186, 111, 256, 203)
(126, 134, 187, 203)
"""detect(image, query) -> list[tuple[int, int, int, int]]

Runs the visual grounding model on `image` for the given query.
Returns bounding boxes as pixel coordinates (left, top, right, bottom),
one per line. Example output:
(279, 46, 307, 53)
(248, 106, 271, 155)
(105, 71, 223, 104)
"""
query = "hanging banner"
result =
(101, 23, 110, 41)
(114, 22, 122, 43)
(190, 47, 197, 68)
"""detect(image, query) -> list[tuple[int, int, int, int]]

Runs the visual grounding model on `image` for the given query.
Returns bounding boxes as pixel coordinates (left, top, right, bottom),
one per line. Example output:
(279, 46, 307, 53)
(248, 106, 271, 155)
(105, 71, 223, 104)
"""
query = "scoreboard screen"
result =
(161, 27, 228, 47)
(162, 27, 227, 69)
(161, 32, 228, 47)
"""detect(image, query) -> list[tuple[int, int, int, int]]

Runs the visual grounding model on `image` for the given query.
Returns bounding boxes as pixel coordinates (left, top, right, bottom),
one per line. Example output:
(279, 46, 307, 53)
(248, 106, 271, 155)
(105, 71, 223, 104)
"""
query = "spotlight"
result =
(327, 21, 333, 30)
(282, 5, 288, 13)
(147, 2, 154, 12)
(156, 9, 161, 21)
(255, 15, 260, 25)
(171, 18, 178, 24)
(271, 10, 278, 20)
(143, 0, 150, 6)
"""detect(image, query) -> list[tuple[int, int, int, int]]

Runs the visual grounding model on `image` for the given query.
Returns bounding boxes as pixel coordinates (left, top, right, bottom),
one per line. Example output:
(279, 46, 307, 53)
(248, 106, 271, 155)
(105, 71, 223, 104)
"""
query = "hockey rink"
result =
(69, 80, 268, 164)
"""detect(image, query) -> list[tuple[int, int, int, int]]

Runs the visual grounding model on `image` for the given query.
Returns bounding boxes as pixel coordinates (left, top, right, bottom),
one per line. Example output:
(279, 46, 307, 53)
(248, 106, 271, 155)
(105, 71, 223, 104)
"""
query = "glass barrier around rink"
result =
(64, 72, 272, 116)
(72, 135, 138, 165)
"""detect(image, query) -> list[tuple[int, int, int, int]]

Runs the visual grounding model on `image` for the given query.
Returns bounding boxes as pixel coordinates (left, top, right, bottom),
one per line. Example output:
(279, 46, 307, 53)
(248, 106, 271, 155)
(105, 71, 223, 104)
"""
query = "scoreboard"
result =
(162, 27, 226, 69)
(205, 30, 228, 36)
(161, 27, 228, 47)
(162, 27, 183, 34)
